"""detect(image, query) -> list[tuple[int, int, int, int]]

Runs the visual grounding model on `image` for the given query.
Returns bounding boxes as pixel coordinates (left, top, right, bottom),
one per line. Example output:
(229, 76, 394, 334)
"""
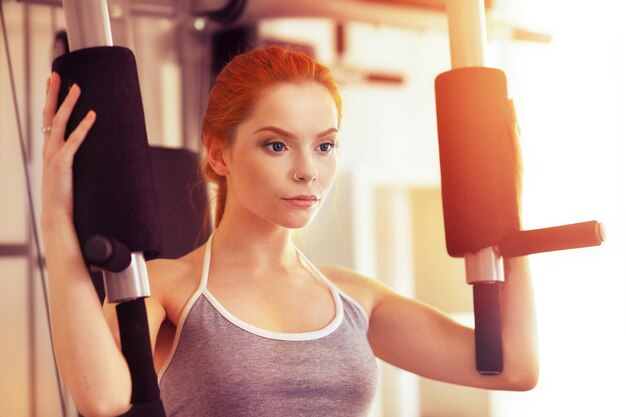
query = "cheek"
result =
(234, 158, 280, 195)
(321, 156, 338, 183)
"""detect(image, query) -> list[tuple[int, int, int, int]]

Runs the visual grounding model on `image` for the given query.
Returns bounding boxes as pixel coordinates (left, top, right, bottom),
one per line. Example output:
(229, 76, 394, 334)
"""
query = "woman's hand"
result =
(41, 72, 96, 225)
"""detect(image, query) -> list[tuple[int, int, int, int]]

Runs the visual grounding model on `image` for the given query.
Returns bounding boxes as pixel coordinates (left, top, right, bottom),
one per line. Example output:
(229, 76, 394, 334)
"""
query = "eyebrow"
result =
(252, 126, 338, 139)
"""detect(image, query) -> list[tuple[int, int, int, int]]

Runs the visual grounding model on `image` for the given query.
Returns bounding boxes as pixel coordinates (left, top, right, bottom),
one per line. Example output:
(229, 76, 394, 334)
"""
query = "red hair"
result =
(200, 46, 342, 229)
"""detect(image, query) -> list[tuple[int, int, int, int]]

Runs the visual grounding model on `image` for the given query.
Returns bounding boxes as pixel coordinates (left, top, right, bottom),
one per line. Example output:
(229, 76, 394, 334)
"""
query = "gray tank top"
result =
(158, 235, 379, 417)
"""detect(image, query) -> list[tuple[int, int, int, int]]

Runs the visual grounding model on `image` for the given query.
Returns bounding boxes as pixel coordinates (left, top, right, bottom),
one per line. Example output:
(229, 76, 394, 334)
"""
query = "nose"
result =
(292, 152, 318, 183)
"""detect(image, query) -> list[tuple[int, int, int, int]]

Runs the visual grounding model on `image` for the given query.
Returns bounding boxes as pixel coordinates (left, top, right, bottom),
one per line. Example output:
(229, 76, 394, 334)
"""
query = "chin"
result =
(280, 219, 315, 230)
(276, 213, 319, 230)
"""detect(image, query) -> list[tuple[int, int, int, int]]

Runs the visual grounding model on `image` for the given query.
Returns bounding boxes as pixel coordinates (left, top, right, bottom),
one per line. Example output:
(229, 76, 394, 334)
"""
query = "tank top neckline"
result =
(196, 234, 345, 341)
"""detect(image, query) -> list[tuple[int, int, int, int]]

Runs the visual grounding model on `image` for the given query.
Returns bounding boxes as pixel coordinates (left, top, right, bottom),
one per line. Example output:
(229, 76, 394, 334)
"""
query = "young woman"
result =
(41, 46, 538, 417)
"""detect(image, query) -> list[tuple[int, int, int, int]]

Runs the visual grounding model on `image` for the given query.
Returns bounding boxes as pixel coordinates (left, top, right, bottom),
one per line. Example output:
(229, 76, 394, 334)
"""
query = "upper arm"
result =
(368, 289, 532, 391)
(320, 265, 534, 391)
(368, 291, 478, 385)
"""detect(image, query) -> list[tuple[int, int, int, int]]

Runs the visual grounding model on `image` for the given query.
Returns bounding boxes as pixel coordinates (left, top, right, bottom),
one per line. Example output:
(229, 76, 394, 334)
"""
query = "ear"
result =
(206, 139, 230, 176)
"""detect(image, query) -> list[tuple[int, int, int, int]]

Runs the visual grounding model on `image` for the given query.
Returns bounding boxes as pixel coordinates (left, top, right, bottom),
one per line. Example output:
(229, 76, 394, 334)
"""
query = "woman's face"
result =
(222, 82, 339, 229)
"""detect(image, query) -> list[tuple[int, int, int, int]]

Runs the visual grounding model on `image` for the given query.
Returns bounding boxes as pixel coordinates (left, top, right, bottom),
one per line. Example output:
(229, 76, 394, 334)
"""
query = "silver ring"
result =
(294, 172, 304, 182)
(41, 125, 53, 135)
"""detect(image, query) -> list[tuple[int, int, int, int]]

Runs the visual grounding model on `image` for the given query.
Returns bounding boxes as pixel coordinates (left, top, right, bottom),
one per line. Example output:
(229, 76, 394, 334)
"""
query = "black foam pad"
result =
(51, 46, 161, 260)
(435, 67, 520, 257)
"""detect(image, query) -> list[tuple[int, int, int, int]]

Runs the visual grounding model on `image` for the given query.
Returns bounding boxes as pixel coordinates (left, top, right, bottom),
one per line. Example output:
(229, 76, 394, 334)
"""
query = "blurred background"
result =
(1, 0, 625, 416)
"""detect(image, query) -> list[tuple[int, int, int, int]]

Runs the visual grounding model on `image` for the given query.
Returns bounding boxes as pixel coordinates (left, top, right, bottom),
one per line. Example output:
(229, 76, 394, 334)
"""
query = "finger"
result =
(42, 73, 61, 160)
(58, 110, 97, 162)
(42, 72, 60, 127)
(52, 82, 81, 135)
(46, 82, 82, 158)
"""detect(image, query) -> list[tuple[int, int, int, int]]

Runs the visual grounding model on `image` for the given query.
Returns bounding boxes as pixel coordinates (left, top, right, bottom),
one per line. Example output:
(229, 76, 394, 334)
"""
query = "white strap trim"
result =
(201, 288, 343, 341)
(198, 233, 213, 289)
(295, 249, 370, 324)
(157, 235, 214, 385)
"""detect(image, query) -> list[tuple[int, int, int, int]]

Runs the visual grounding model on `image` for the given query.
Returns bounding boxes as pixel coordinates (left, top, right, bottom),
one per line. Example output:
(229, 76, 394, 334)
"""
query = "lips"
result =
(283, 195, 320, 208)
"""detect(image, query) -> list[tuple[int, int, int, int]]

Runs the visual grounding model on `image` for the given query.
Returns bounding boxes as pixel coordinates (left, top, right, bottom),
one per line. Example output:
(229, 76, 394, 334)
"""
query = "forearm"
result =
(43, 214, 131, 416)
(500, 256, 539, 389)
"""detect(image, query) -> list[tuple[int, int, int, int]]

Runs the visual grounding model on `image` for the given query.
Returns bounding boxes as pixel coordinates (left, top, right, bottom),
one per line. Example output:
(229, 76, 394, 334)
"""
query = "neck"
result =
(211, 206, 299, 269)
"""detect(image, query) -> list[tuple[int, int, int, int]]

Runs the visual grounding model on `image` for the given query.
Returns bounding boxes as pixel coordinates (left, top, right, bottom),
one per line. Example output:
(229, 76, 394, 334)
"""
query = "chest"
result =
(159, 297, 379, 417)
(207, 276, 337, 333)
(163, 269, 336, 331)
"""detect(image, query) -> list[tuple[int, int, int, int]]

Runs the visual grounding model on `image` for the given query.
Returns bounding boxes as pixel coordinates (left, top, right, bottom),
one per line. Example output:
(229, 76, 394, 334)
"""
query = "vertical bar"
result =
(116, 299, 164, 408)
(61, 0, 113, 50)
(445, 0, 504, 374)
(55, 5, 165, 414)
(473, 284, 503, 373)
(23, 4, 37, 416)
(446, 0, 488, 68)
(179, 16, 210, 151)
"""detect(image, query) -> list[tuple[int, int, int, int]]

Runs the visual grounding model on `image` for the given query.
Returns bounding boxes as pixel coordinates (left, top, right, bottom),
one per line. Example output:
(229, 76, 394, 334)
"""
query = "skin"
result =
(42, 75, 538, 417)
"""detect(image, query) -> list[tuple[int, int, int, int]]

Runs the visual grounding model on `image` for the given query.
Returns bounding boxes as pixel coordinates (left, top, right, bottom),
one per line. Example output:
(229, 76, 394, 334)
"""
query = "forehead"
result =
(240, 82, 339, 135)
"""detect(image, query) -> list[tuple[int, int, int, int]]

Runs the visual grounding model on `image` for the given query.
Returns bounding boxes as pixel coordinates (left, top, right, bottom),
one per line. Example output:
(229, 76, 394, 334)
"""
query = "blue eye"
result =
(266, 142, 286, 152)
(319, 142, 335, 153)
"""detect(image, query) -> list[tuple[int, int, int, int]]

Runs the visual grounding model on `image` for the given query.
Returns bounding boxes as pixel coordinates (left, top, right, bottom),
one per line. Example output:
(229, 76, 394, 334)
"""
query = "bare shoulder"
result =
(146, 243, 207, 323)
(146, 257, 191, 296)
(315, 264, 394, 319)
(148, 244, 205, 293)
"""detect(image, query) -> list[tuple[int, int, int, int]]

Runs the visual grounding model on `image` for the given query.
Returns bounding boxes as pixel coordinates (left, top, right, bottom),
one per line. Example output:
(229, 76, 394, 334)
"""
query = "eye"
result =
(265, 141, 287, 152)
(318, 142, 336, 153)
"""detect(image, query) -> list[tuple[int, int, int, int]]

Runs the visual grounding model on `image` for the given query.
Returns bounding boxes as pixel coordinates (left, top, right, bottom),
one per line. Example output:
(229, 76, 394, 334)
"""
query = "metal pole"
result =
(61, 0, 112, 50)
(446, 0, 488, 68)
(444, 0, 505, 374)
(56, 2, 165, 414)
